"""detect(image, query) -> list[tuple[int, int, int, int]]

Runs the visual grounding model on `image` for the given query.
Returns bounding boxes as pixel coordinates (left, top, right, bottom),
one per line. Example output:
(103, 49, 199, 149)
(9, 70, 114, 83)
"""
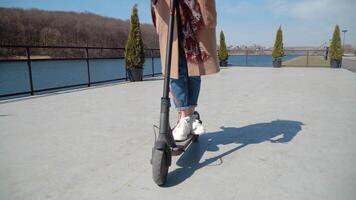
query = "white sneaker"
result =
(191, 114, 205, 135)
(172, 116, 192, 141)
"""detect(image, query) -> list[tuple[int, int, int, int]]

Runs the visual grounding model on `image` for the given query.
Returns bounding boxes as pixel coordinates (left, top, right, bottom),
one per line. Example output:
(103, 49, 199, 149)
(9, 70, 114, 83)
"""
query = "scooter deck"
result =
(172, 134, 198, 156)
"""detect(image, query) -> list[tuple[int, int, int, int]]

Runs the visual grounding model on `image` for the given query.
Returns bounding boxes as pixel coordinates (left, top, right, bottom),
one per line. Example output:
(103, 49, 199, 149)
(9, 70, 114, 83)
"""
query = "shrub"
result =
(272, 26, 284, 61)
(329, 25, 343, 61)
(218, 31, 228, 61)
(125, 4, 145, 69)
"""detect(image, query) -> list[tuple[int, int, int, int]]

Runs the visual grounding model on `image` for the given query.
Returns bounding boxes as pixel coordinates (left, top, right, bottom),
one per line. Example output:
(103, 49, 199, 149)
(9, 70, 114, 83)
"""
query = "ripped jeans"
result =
(169, 53, 201, 111)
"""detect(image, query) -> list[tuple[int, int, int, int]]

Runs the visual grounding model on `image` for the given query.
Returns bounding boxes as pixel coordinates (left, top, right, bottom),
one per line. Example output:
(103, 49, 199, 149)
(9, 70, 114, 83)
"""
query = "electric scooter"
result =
(151, 0, 200, 186)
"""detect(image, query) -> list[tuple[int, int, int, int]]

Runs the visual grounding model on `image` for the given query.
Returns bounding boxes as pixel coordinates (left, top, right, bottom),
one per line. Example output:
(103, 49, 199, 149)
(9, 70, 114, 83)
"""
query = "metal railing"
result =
(227, 49, 329, 67)
(0, 45, 161, 99)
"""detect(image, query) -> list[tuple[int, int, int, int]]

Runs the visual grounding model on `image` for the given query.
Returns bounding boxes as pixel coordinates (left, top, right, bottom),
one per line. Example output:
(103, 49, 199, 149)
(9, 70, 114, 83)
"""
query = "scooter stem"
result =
(162, 0, 177, 99)
(157, 0, 178, 148)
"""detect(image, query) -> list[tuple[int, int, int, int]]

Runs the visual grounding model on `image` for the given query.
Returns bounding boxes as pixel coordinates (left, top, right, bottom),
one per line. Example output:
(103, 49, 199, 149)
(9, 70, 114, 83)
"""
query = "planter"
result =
(330, 59, 342, 68)
(127, 68, 143, 82)
(273, 59, 282, 68)
(219, 60, 228, 67)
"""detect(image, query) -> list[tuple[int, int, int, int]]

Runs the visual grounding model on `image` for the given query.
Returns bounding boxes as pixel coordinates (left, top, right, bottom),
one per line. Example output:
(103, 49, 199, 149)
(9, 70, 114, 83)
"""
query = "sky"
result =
(0, 0, 355, 47)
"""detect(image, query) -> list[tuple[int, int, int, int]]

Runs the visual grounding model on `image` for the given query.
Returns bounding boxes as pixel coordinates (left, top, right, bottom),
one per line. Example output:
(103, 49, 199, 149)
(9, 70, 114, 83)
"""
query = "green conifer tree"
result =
(329, 25, 343, 61)
(218, 31, 229, 62)
(272, 26, 284, 61)
(125, 4, 145, 69)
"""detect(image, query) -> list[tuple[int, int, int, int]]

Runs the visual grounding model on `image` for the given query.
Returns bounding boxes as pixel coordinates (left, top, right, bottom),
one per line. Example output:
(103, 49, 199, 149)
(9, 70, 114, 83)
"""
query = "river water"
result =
(0, 55, 297, 97)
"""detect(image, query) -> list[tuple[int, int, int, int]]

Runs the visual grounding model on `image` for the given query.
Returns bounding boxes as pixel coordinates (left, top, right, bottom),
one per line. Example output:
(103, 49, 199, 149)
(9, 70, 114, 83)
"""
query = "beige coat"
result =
(153, 0, 220, 79)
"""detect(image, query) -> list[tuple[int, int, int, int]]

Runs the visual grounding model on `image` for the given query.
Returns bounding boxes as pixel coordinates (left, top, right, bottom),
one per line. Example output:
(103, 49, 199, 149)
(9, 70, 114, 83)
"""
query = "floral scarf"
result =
(151, 0, 209, 64)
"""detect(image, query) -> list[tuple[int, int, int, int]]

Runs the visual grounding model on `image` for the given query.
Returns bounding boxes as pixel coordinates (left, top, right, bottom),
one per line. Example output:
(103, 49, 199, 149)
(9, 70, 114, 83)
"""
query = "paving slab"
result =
(343, 57, 356, 73)
(1, 67, 356, 200)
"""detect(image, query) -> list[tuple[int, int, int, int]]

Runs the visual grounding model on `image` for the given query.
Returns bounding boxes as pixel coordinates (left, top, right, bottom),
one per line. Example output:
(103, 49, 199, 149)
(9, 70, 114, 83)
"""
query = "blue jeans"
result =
(170, 11, 201, 111)
(170, 54, 201, 111)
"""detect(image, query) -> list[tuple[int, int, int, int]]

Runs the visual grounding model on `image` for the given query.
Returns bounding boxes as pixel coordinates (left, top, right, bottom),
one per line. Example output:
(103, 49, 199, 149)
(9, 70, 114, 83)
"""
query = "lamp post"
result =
(342, 29, 348, 52)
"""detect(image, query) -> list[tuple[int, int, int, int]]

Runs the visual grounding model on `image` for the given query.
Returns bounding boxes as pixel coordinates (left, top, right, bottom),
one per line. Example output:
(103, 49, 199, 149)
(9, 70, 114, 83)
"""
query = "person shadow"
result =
(164, 120, 304, 187)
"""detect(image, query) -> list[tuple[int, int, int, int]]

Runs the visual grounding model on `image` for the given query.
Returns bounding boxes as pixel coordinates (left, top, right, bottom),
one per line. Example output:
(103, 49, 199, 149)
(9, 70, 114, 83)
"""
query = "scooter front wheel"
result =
(152, 149, 169, 186)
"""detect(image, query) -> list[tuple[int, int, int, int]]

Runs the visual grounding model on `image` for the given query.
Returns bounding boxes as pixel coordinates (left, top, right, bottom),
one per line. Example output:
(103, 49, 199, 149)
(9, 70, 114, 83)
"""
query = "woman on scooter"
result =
(151, 0, 219, 141)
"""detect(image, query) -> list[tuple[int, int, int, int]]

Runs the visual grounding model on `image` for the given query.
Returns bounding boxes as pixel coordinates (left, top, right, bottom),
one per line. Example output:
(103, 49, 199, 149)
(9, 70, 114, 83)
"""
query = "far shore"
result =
(283, 56, 329, 67)
(0, 55, 52, 60)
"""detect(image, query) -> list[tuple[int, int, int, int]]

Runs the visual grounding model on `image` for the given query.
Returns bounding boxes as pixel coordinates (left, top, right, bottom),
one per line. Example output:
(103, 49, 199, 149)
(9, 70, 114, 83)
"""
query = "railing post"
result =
(26, 47, 34, 95)
(85, 47, 91, 87)
(124, 49, 128, 81)
(125, 63, 128, 81)
(151, 49, 155, 77)
(245, 49, 249, 66)
(306, 50, 309, 67)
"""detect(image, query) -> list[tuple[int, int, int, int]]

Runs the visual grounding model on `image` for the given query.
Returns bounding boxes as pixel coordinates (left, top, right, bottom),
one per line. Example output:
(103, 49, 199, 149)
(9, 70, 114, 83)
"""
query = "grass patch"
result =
(283, 56, 330, 67)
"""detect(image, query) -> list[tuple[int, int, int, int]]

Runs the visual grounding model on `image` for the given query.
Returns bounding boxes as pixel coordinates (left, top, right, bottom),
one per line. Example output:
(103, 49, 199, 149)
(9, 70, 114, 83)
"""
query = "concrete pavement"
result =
(342, 56, 356, 73)
(1, 67, 356, 200)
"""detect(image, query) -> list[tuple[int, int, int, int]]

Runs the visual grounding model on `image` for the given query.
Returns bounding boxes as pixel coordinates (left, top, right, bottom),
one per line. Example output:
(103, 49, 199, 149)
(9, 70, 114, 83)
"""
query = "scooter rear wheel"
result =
(152, 149, 169, 186)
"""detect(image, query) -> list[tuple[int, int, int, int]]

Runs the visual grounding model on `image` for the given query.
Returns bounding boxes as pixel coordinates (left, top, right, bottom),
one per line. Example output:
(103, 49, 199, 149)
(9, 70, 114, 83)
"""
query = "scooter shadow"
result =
(163, 119, 304, 187)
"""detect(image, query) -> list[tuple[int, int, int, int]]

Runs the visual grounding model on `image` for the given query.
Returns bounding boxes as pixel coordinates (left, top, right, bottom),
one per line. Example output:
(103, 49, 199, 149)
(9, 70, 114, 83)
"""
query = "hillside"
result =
(0, 8, 159, 49)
